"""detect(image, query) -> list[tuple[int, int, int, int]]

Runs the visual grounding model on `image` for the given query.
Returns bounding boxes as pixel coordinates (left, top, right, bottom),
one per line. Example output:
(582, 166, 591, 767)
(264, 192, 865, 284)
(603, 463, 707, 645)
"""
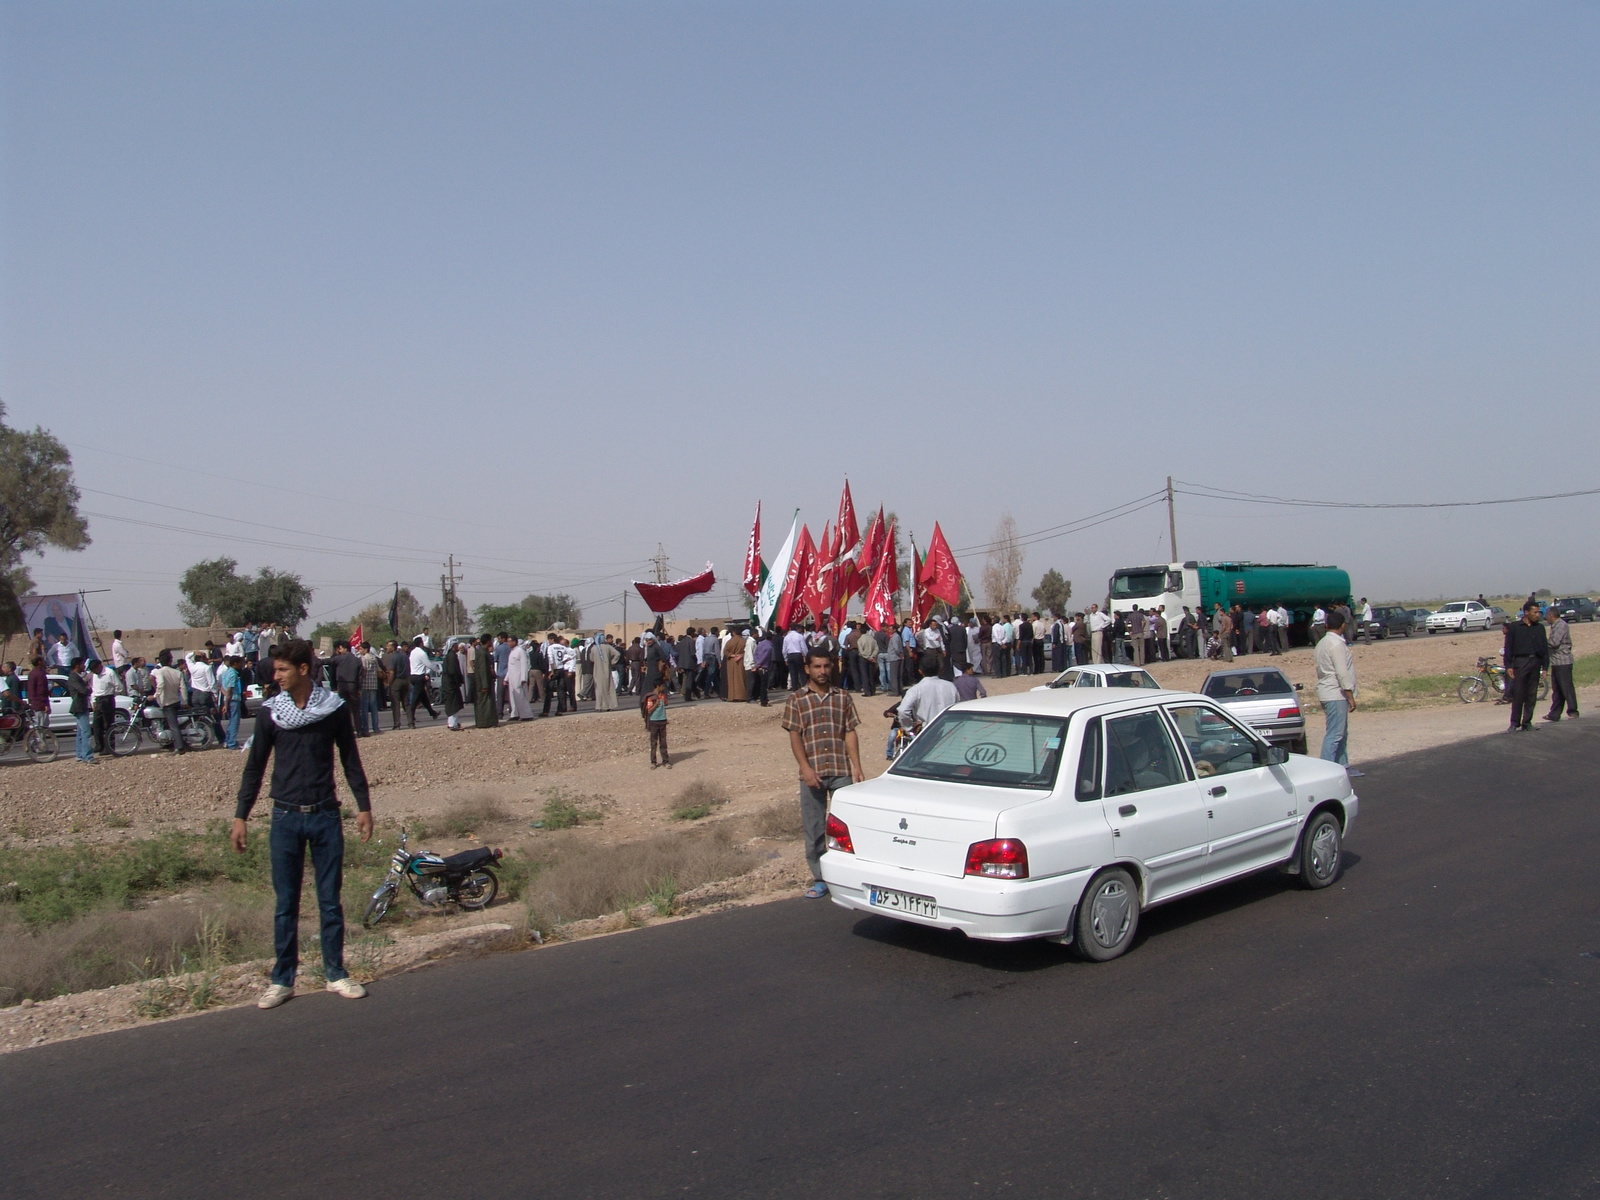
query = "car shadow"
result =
(848, 851, 1363, 969)
(849, 915, 1069, 973)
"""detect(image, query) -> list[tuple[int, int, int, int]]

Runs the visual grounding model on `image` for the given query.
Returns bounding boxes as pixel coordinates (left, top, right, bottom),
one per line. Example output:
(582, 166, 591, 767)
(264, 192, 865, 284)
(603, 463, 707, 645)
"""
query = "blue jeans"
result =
(74, 713, 94, 761)
(269, 806, 348, 986)
(1320, 697, 1349, 767)
(879, 657, 893, 691)
(360, 690, 379, 734)
(223, 699, 241, 749)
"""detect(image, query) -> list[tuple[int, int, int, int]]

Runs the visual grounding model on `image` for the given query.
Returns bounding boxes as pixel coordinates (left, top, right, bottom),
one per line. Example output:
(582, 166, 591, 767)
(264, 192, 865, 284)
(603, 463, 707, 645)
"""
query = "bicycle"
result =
(1458, 657, 1549, 704)
(0, 710, 58, 763)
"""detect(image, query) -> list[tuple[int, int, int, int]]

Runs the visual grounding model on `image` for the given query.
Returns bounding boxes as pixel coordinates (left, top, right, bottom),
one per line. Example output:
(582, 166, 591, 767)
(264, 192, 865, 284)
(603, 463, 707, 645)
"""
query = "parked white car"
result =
(1032, 664, 1160, 692)
(820, 688, 1356, 961)
(1426, 601, 1494, 634)
(44, 675, 137, 734)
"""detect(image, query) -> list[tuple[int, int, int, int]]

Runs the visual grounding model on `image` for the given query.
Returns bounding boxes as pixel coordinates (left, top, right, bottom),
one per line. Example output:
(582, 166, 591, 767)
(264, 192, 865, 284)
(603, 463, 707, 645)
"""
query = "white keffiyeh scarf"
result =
(265, 686, 345, 730)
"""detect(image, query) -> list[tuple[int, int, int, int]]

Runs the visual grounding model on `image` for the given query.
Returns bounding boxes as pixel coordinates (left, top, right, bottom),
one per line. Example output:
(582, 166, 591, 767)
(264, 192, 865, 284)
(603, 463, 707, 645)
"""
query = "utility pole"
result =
(651, 544, 670, 585)
(441, 554, 463, 636)
(1166, 476, 1179, 565)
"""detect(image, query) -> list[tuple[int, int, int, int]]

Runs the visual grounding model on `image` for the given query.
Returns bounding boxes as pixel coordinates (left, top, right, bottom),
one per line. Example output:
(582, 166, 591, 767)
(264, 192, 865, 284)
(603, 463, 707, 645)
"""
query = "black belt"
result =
(274, 800, 341, 814)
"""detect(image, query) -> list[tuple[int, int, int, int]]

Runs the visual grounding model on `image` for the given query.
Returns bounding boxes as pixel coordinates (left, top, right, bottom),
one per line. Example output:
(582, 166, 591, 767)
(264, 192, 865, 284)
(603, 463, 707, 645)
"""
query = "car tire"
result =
(1074, 867, 1140, 962)
(1297, 811, 1342, 889)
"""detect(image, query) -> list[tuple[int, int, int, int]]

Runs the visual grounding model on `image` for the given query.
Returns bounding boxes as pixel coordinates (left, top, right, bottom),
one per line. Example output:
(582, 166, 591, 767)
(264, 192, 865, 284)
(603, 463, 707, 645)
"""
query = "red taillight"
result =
(825, 813, 854, 854)
(1278, 707, 1300, 719)
(964, 839, 1029, 879)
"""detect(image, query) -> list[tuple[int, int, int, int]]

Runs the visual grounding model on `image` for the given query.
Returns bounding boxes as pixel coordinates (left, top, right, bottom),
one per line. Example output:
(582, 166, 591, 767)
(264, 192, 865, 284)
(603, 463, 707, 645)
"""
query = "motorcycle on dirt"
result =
(362, 827, 502, 929)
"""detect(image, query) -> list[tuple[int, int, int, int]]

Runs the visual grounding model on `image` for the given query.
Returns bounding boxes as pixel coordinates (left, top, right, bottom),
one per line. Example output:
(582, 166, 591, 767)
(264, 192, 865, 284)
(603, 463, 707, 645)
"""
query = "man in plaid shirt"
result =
(782, 644, 866, 898)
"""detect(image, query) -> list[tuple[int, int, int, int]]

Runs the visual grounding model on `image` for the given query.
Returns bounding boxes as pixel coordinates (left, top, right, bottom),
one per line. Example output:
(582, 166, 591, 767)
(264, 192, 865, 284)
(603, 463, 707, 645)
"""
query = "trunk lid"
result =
(829, 773, 1041, 878)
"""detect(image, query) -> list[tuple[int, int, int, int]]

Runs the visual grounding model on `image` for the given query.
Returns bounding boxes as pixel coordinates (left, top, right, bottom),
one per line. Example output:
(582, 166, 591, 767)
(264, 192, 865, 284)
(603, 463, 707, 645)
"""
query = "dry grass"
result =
(430, 795, 512, 839)
(747, 801, 803, 840)
(524, 826, 758, 935)
(0, 895, 272, 1006)
(670, 779, 731, 821)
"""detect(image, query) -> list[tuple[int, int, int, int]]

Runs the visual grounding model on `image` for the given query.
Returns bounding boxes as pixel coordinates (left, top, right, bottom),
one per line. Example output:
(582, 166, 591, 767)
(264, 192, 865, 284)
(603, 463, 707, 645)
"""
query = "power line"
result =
(1174, 480, 1600, 511)
(950, 491, 1168, 557)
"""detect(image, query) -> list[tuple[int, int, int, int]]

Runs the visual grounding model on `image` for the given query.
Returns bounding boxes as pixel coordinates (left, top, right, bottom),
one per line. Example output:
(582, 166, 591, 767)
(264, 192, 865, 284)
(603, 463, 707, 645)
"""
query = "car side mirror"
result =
(1259, 744, 1289, 766)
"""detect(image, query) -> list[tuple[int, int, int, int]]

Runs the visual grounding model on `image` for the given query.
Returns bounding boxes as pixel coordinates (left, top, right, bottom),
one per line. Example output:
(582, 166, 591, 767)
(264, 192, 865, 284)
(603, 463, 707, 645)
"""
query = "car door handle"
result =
(1209, 786, 1227, 797)
(1118, 804, 1137, 817)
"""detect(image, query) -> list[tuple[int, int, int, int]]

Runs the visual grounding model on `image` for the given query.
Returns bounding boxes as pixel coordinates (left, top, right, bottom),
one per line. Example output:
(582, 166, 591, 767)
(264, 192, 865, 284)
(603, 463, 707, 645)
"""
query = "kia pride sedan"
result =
(45, 675, 136, 733)
(1555, 597, 1598, 623)
(1427, 601, 1494, 634)
(820, 689, 1356, 961)
(1360, 606, 1413, 640)
(1201, 667, 1307, 754)
(1032, 664, 1160, 692)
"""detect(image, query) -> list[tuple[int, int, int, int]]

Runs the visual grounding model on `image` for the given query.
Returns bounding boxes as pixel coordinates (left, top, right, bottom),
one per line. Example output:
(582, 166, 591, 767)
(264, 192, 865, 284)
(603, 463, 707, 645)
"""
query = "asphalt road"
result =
(6, 721, 1600, 1198)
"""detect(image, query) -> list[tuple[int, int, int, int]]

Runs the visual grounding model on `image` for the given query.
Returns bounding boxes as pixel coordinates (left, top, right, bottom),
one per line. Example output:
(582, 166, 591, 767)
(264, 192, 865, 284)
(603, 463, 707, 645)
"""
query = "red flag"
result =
(351, 623, 363, 649)
(804, 523, 834, 629)
(921, 522, 963, 607)
(863, 519, 898, 631)
(837, 480, 860, 555)
(775, 526, 815, 630)
(634, 566, 717, 614)
(742, 502, 762, 598)
(852, 508, 884, 598)
(910, 537, 933, 628)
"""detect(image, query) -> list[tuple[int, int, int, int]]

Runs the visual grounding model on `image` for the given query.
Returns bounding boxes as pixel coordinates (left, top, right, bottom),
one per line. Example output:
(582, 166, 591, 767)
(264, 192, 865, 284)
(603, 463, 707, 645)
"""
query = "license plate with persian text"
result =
(867, 885, 938, 919)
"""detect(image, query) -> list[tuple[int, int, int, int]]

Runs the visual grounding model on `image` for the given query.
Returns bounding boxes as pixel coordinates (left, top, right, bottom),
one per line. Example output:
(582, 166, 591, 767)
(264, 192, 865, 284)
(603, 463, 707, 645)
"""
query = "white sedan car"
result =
(1031, 664, 1160, 692)
(44, 675, 137, 733)
(1426, 601, 1494, 634)
(820, 688, 1356, 961)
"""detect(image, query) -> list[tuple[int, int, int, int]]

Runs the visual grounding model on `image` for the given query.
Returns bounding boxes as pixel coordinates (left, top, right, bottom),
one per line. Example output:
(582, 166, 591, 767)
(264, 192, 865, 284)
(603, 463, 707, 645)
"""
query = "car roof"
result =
(1066, 664, 1145, 674)
(1202, 666, 1288, 680)
(950, 687, 1203, 719)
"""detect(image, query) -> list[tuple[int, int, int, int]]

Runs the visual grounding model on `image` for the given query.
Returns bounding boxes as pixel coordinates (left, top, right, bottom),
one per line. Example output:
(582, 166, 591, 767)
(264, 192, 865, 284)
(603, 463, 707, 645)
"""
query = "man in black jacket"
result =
(330, 640, 361, 731)
(232, 639, 374, 1009)
(1504, 602, 1550, 733)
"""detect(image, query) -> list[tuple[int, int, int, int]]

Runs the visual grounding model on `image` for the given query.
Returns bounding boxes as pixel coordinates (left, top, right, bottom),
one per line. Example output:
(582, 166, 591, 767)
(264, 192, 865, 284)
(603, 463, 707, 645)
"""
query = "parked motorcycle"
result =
(109, 703, 214, 755)
(0, 711, 57, 763)
(362, 827, 502, 928)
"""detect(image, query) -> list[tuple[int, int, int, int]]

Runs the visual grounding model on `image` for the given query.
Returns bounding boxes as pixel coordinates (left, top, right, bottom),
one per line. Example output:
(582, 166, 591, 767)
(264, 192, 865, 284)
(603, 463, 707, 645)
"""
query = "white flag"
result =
(754, 511, 799, 630)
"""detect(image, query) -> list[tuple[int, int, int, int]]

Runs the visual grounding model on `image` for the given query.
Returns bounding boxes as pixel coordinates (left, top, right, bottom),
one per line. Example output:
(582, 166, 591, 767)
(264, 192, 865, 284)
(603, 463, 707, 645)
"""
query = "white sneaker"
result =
(257, 984, 294, 1009)
(326, 977, 367, 999)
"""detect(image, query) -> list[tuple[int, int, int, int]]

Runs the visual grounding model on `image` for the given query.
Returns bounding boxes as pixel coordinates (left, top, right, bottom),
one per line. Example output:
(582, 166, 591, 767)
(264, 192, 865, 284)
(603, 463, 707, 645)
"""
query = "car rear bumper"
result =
(819, 852, 1095, 941)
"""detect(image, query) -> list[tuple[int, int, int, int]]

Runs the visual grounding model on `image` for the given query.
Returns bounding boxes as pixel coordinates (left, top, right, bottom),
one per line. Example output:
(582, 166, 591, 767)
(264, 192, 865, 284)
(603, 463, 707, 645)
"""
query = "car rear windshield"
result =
(1202, 671, 1293, 698)
(890, 711, 1069, 790)
(1105, 671, 1160, 689)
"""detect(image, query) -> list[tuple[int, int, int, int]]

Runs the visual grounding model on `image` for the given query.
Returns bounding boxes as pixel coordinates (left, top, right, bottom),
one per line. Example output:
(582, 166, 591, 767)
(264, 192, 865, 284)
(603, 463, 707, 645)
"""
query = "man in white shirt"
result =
(898, 653, 959, 733)
(110, 631, 130, 670)
(1314, 611, 1358, 770)
(782, 627, 807, 692)
(1087, 605, 1112, 664)
(50, 634, 74, 670)
(1275, 604, 1292, 654)
(1311, 606, 1328, 645)
(989, 617, 1011, 677)
(186, 652, 223, 741)
(407, 637, 438, 725)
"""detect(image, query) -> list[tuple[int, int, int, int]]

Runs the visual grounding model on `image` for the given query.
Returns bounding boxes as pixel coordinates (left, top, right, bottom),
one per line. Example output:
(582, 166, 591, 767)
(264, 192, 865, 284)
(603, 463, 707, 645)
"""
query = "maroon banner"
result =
(633, 567, 716, 614)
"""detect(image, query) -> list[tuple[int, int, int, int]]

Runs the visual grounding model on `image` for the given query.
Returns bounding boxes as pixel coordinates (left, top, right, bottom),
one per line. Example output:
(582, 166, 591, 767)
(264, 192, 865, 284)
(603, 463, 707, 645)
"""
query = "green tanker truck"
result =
(1107, 561, 1353, 643)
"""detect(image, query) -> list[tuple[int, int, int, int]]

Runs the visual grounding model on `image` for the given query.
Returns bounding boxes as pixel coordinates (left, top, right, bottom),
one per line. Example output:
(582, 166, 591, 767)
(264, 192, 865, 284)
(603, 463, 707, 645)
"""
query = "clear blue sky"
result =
(3, 2, 1597, 628)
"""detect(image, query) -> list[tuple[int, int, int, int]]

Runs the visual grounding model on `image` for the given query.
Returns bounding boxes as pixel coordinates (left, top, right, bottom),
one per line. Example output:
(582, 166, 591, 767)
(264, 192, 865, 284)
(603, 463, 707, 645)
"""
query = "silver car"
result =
(1200, 666, 1307, 755)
